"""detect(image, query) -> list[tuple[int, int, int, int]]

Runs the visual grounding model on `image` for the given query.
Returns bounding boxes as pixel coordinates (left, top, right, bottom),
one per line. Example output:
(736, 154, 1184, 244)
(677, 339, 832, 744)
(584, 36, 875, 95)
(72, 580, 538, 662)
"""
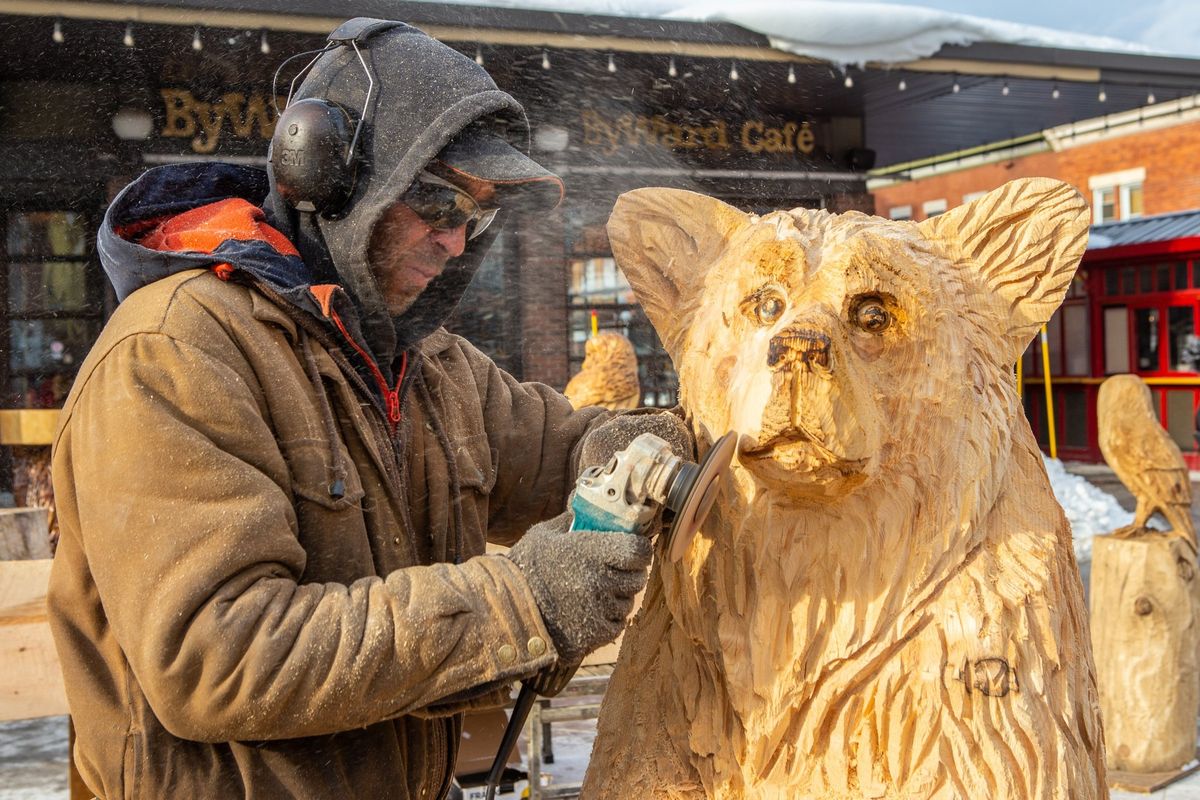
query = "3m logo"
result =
(279, 149, 304, 167)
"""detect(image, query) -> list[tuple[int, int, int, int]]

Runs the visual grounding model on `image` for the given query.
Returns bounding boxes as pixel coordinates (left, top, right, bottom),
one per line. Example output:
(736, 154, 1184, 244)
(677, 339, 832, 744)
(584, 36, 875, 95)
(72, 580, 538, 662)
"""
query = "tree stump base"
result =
(1090, 528, 1200, 774)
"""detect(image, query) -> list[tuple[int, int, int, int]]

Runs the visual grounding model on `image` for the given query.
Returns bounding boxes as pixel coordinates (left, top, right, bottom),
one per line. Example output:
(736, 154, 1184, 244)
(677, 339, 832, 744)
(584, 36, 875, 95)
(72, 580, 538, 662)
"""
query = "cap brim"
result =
(435, 131, 565, 211)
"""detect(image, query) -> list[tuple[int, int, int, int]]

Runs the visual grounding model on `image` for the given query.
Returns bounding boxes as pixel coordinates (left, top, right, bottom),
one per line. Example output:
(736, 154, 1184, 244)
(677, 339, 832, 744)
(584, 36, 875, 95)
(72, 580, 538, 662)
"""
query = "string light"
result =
(898, 78, 907, 91)
(668, 56, 677, 78)
(52, 20, 64, 43)
(787, 65, 796, 85)
(607, 53, 616, 73)
(1147, 90, 1157, 104)
(474, 45, 484, 66)
(541, 50, 550, 70)
(729, 61, 739, 81)
(1001, 81, 1010, 96)
(122, 22, 134, 48)
(1098, 85, 1107, 102)
(192, 27, 203, 51)
(259, 30, 270, 55)
(952, 78, 960, 93)
(843, 73, 854, 88)
(1051, 83, 1060, 99)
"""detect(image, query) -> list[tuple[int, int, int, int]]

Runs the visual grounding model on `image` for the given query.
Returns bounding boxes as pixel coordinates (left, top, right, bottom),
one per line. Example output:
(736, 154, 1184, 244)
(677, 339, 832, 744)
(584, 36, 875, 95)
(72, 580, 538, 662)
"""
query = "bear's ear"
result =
(607, 188, 748, 359)
(918, 178, 1089, 362)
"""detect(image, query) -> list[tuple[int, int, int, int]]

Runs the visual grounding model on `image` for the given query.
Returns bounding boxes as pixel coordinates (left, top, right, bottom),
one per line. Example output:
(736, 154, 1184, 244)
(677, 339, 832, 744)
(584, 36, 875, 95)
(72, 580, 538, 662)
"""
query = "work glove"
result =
(577, 410, 696, 538)
(578, 410, 694, 473)
(507, 512, 652, 664)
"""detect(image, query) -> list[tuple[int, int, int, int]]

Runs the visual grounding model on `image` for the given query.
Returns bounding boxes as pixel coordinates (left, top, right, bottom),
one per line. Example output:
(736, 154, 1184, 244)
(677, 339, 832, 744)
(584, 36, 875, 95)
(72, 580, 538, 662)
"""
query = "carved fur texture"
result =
(564, 332, 641, 410)
(1098, 374, 1195, 544)
(583, 179, 1105, 799)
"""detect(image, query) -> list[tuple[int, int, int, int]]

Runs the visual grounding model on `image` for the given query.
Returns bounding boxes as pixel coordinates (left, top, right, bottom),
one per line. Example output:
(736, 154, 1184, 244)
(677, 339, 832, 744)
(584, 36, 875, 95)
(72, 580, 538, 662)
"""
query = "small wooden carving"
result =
(1093, 373, 1199, 778)
(1098, 374, 1195, 544)
(563, 332, 641, 410)
(584, 179, 1104, 798)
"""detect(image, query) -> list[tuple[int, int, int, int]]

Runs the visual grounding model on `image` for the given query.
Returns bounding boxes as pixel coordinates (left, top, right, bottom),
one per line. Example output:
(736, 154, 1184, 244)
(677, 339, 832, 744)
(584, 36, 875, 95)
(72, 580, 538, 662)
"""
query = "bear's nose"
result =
(768, 328, 832, 371)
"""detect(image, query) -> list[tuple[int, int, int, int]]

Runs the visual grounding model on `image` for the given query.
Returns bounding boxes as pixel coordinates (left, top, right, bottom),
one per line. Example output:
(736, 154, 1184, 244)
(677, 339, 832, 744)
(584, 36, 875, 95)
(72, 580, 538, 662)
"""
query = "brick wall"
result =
(873, 119, 1200, 221)
(514, 207, 571, 389)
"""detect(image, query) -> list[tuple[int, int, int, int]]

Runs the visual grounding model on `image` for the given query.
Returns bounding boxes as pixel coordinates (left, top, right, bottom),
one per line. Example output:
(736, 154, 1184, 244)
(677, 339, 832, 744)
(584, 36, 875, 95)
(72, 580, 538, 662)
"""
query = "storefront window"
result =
(1134, 307, 1158, 371)
(567, 256, 678, 406)
(1063, 304, 1089, 375)
(1169, 305, 1198, 372)
(1103, 306, 1129, 373)
(3, 209, 102, 408)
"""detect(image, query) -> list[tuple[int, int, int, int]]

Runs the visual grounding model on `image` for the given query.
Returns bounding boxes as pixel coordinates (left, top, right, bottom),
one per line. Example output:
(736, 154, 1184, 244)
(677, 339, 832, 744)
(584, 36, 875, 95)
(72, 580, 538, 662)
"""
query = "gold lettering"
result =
(782, 122, 798, 153)
(160, 89, 196, 139)
(711, 120, 730, 150)
(191, 100, 226, 154)
(796, 122, 815, 154)
(225, 92, 279, 139)
(581, 109, 608, 152)
(741, 120, 764, 154)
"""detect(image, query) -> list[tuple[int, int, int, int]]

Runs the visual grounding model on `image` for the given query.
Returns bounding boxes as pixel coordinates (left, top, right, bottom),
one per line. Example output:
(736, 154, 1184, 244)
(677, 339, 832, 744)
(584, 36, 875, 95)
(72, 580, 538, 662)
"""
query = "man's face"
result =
(366, 172, 497, 316)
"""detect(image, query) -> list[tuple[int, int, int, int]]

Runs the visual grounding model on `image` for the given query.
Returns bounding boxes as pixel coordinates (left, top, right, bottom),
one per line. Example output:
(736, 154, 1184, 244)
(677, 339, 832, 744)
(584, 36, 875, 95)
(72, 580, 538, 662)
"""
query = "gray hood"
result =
(265, 20, 533, 366)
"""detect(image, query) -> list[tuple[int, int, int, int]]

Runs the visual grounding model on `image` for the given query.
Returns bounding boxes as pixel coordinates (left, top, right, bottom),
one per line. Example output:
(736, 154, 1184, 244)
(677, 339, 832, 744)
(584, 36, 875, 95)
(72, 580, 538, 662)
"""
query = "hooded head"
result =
(265, 18, 563, 358)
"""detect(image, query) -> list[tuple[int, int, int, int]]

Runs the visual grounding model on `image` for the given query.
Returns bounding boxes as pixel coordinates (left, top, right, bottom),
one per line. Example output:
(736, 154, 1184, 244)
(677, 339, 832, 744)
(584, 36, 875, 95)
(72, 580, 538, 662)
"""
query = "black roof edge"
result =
(931, 42, 1200, 82)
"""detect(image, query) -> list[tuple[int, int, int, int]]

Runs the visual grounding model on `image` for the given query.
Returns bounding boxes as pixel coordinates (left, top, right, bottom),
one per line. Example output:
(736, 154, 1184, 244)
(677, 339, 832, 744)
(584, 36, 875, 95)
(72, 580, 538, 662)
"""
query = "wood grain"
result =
(585, 179, 1104, 798)
(0, 559, 68, 721)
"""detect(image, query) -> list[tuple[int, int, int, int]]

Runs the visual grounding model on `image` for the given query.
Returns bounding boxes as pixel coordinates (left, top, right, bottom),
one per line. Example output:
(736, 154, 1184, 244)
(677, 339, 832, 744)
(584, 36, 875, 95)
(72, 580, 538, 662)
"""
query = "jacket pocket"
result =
(288, 438, 367, 511)
(449, 433, 496, 495)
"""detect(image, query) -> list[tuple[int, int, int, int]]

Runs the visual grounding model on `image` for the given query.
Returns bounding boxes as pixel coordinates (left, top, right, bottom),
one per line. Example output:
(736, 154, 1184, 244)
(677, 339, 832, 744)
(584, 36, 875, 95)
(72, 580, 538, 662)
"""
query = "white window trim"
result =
(888, 205, 912, 220)
(1093, 186, 1116, 225)
(1088, 167, 1145, 191)
(962, 191, 988, 205)
(1119, 182, 1144, 221)
(922, 198, 947, 217)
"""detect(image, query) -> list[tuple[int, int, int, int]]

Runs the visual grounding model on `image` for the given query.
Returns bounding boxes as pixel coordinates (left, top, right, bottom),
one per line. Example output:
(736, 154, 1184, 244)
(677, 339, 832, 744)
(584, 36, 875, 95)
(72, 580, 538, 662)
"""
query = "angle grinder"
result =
(483, 430, 736, 799)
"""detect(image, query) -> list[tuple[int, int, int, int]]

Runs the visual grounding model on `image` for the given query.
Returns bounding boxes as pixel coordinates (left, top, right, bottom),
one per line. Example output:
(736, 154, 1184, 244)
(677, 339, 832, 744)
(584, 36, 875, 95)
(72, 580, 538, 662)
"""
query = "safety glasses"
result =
(401, 171, 500, 241)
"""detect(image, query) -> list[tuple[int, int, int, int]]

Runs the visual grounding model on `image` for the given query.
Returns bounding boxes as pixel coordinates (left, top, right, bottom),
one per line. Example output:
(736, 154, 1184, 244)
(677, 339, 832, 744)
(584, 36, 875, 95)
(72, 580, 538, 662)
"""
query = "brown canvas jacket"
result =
(48, 268, 606, 799)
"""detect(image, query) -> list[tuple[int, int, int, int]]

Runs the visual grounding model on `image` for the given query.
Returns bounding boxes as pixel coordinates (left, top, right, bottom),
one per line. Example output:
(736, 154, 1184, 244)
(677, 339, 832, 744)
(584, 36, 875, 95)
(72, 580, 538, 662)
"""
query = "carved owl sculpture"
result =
(1098, 374, 1195, 544)
(563, 332, 641, 410)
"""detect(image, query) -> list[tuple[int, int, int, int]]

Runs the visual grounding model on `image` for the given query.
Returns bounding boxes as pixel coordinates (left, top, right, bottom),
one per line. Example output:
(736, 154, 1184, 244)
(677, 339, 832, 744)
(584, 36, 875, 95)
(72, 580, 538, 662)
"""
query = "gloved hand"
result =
(507, 512, 652, 664)
(578, 410, 695, 476)
(576, 410, 696, 539)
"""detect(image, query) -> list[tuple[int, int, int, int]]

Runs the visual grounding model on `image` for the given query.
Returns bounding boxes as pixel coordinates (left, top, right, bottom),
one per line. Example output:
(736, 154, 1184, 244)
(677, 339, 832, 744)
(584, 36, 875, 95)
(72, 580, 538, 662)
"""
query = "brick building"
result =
(872, 97, 1200, 224)
(873, 99, 1200, 464)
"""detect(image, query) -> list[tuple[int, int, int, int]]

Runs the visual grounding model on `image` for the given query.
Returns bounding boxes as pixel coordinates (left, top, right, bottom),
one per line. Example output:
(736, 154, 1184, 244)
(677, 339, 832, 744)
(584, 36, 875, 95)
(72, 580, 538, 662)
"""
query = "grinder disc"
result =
(665, 432, 737, 562)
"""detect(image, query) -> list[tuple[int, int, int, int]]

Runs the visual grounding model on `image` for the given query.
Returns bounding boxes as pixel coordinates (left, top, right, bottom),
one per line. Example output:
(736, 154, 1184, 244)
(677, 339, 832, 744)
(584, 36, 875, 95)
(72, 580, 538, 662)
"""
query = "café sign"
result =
(580, 109, 816, 157)
(160, 88, 282, 154)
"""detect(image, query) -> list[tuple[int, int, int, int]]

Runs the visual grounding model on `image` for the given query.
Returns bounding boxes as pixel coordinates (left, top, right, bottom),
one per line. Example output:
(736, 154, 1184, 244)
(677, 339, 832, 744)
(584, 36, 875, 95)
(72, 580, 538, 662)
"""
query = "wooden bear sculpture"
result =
(564, 331, 641, 410)
(583, 179, 1106, 799)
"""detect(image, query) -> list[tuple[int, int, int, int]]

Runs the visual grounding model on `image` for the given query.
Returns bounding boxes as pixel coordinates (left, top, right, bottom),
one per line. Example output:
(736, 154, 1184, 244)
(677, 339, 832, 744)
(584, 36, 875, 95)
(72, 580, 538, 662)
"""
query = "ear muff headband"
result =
(268, 29, 381, 218)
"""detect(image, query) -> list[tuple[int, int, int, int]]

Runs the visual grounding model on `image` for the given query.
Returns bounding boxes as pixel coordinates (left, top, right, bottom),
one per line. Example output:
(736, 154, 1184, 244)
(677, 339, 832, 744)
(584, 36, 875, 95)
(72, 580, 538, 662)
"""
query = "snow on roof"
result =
(426, 0, 1154, 66)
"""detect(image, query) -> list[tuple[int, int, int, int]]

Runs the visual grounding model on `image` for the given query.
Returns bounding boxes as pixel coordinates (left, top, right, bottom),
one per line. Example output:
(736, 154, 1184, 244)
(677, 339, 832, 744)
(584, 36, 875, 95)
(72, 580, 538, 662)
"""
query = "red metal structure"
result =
(1023, 210, 1200, 467)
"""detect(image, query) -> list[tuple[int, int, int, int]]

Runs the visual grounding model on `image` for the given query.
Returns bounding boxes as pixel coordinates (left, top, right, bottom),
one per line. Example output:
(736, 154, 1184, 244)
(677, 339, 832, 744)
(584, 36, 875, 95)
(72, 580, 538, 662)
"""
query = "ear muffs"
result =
(269, 98, 359, 218)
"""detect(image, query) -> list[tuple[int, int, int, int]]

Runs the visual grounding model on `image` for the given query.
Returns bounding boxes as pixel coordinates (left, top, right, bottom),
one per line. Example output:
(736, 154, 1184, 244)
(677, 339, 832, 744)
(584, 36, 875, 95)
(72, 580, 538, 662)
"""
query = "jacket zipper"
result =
(326, 309, 408, 435)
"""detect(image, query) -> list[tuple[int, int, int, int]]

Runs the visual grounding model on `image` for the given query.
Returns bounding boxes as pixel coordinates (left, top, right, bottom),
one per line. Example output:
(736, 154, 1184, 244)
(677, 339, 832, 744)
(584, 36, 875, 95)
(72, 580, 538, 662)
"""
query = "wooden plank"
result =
(0, 507, 51, 560)
(0, 409, 59, 446)
(0, 559, 68, 721)
(1108, 749, 1200, 792)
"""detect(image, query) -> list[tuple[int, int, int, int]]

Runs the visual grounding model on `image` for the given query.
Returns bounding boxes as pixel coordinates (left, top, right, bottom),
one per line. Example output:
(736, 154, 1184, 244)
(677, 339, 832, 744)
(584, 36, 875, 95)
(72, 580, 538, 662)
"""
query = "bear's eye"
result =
(854, 298, 891, 333)
(753, 294, 786, 326)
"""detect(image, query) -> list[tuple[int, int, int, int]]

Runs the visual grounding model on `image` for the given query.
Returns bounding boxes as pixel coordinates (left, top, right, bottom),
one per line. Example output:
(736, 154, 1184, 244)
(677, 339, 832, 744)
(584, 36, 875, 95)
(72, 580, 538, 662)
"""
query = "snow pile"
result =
(1042, 456, 1135, 563)
(427, 0, 1154, 65)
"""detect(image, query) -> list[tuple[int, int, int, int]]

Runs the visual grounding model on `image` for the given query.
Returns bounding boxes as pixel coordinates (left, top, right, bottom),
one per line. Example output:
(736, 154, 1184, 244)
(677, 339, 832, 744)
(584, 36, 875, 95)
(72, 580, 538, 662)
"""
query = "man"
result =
(48, 19, 689, 799)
